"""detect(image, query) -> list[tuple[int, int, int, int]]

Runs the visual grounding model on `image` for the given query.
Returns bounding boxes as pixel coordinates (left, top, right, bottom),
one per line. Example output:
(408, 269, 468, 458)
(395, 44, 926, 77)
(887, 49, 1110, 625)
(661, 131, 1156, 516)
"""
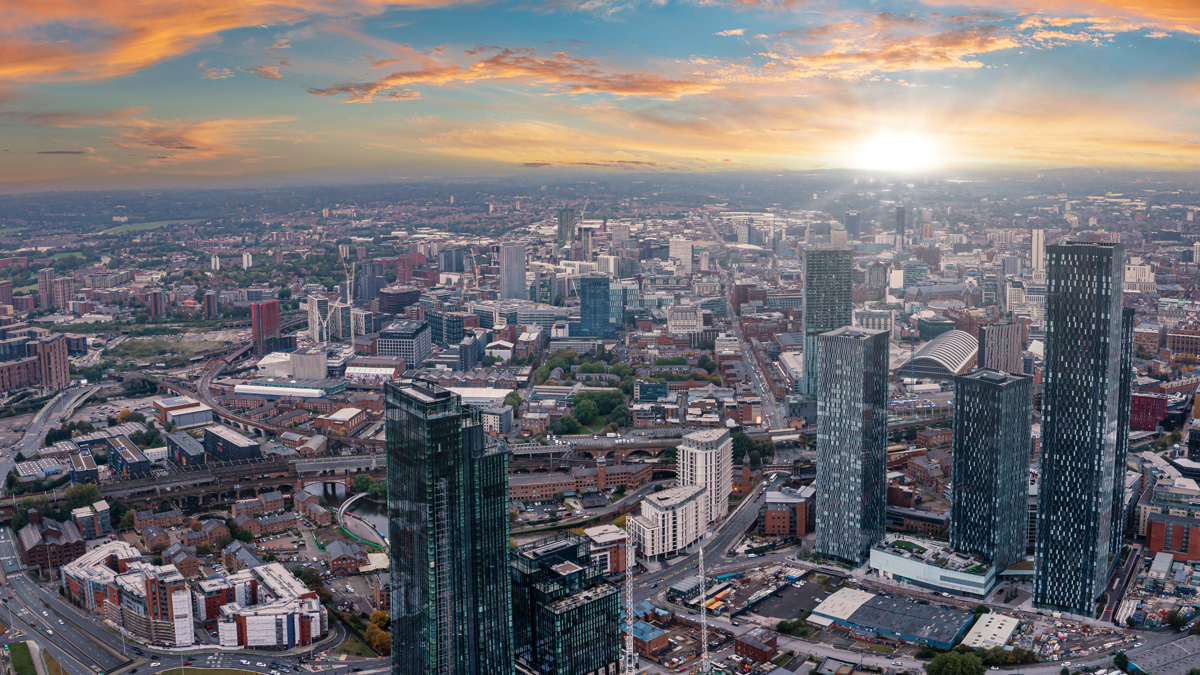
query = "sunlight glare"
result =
(851, 131, 943, 173)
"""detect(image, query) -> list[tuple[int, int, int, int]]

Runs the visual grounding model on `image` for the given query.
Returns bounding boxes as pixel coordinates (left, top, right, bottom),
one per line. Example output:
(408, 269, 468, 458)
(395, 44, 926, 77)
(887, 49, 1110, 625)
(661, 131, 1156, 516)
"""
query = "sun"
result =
(850, 131, 943, 173)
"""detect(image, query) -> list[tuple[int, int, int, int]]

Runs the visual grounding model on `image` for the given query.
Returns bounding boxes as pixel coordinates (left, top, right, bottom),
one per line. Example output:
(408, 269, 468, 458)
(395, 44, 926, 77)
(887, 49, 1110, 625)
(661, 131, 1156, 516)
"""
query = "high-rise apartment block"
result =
(386, 380, 513, 675)
(37, 267, 55, 308)
(251, 300, 281, 357)
(307, 295, 330, 343)
(203, 290, 220, 320)
(678, 429, 732, 524)
(499, 243, 526, 300)
(814, 327, 888, 565)
(1034, 242, 1129, 615)
(895, 206, 906, 250)
(556, 208, 576, 246)
(511, 533, 621, 675)
(571, 275, 613, 339)
(802, 248, 853, 395)
(950, 369, 1032, 571)
(977, 322, 1021, 374)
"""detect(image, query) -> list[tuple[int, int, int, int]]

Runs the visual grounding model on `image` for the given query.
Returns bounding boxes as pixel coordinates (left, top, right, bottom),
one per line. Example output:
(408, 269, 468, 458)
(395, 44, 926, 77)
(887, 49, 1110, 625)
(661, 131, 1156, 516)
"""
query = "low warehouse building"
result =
(808, 587, 973, 649)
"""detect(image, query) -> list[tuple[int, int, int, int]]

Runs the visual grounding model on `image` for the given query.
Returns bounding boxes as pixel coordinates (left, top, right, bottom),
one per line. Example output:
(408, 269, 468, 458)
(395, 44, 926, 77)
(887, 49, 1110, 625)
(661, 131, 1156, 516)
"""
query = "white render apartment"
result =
(679, 428, 733, 523)
(628, 485, 706, 558)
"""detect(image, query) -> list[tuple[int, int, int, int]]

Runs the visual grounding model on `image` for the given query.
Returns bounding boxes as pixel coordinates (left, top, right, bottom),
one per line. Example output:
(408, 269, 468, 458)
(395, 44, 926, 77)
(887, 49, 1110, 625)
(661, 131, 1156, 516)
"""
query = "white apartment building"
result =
(628, 485, 706, 558)
(678, 428, 732, 523)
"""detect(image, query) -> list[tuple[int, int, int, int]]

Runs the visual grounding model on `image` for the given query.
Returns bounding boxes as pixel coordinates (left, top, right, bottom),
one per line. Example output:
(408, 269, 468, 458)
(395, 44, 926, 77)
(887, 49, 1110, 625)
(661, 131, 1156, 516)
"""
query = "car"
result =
(150, 663, 160, 668)
(184, 663, 193, 666)
(893, 662, 903, 667)
(730, 620, 739, 626)
(130, 670, 138, 674)
(990, 668, 999, 671)
(58, 619, 62, 624)
(28, 622, 34, 627)
(257, 663, 267, 667)
(41, 611, 47, 616)
(1064, 663, 1071, 668)
(271, 661, 282, 666)
(46, 629, 53, 635)
(240, 661, 251, 666)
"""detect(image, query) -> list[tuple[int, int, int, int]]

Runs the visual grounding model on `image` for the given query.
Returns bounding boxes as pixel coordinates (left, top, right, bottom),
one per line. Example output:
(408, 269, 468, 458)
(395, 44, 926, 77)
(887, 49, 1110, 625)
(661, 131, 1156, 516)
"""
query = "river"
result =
(302, 483, 387, 531)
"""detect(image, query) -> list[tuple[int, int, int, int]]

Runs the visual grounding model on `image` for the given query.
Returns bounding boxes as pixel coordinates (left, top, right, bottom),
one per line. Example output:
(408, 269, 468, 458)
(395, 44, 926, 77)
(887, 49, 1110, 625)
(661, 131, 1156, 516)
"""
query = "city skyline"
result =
(2, 1, 1200, 190)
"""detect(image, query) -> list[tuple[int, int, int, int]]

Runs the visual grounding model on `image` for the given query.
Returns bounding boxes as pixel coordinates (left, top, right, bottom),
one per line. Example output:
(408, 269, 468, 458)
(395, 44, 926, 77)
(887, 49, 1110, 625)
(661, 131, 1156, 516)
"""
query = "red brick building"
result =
(1130, 392, 1167, 431)
(16, 509, 86, 571)
(1146, 513, 1200, 561)
(734, 628, 779, 663)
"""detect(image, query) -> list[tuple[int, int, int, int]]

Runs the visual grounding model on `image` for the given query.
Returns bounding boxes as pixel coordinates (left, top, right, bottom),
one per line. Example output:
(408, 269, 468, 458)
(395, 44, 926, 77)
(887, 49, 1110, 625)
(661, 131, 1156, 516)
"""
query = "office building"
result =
(511, 533, 621, 675)
(678, 429, 732, 524)
(895, 206, 906, 250)
(950, 369, 1032, 571)
(557, 208, 576, 246)
(251, 300, 281, 358)
(499, 243, 526, 300)
(386, 380, 513, 675)
(977, 322, 1021, 374)
(378, 320, 432, 366)
(814, 327, 888, 565)
(1034, 242, 1127, 615)
(357, 261, 385, 302)
(669, 237, 693, 273)
(203, 426, 262, 462)
(844, 211, 860, 241)
(570, 274, 613, 339)
(802, 248, 853, 395)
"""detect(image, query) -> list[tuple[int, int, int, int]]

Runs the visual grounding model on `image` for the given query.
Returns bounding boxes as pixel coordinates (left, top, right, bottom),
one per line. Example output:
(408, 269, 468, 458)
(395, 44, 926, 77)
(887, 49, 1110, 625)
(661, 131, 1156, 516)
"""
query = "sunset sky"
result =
(2, 0, 1199, 189)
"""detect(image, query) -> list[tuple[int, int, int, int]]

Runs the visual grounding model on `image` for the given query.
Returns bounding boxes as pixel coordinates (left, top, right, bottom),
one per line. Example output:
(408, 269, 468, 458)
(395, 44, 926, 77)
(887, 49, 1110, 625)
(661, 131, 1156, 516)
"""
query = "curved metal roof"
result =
(894, 329, 979, 377)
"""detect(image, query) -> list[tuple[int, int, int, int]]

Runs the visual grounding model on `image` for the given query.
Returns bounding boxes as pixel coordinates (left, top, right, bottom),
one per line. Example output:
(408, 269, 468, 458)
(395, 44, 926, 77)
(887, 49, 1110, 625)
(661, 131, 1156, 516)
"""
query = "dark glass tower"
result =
(557, 209, 577, 246)
(570, 274, 614, 339)
(895, 205, 906, 250)
(844, 211, 860, 241)
(386, 380, 513, 675)
(511, 533, 621, 675)
(1112, 307, 1134, 549)
(1034, 242, 1126, 616)
(950, 369, 1032, 571)
(814, 327, 889, 565)
(802, 248, 853, 395)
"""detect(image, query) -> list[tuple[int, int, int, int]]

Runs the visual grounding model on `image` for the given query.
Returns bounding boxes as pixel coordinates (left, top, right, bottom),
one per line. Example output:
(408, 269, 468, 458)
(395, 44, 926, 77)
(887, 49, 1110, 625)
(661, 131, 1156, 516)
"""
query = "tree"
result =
(1113, 652, 1128, 671)
(370, 610, 390, 631)
(118, 510, 136, 530)
(559, 414, 580, 435)
(575, 399, 599, 425)
(190, 520, 203, 531)
(294, 566, 323, 588)
(117, 408, 146, 424)
(352, 473, 376, 494)
(1186, 669, 1200, 675)
(924, 651, 984, 675)
(64, 483, 102, 509)
(1060, 668, 1069, 675)
(1167, 608, 1190, 629)
(503, 392, 522, 410)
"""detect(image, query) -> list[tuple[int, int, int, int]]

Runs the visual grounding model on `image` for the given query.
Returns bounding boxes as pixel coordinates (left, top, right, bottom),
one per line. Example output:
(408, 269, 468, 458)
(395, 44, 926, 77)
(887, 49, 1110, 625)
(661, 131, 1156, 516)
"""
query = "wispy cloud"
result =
(241, 65, 284, 80)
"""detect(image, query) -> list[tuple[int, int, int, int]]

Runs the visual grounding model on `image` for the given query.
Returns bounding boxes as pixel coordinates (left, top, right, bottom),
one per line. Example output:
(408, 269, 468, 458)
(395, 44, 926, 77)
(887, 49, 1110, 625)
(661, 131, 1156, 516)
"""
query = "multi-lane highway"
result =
(3, 385, 102, 497)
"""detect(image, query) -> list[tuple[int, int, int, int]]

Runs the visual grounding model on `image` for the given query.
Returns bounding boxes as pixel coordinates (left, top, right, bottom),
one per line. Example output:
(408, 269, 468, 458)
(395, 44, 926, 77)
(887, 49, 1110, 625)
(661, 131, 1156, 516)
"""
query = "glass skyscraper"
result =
(1112, 307, 1134, 549)
(1034, 242, 1128, 616)
(511, 533, 621, 675)
(950, 369, 1032, 571)
(814, 327, 888, 565)
(802, 248, 853, 396)
(570, 274, 614, 339)
(386, 380, 513, 675)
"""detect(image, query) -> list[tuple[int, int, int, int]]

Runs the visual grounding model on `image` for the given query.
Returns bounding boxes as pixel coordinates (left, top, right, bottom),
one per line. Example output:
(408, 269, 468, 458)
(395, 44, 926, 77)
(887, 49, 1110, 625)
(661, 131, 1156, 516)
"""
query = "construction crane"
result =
(624, 541, 638, 675)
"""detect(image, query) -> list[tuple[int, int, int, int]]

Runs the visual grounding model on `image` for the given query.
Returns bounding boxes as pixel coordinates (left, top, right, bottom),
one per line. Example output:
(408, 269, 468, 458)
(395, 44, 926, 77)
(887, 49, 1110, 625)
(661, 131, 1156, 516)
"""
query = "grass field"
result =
(334, 632, 377, 657)
(104, 218, 202, 234)
(9, 642, 36, 675)
(0, 227, 25, 236)
(107, 338, 223, 359)
(50, 251, 83, 260)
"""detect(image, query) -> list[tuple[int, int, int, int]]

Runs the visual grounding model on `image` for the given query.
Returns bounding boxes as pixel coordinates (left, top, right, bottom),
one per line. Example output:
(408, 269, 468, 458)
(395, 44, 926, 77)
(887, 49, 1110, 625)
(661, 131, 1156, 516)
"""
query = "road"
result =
(3, 385, 101, 495)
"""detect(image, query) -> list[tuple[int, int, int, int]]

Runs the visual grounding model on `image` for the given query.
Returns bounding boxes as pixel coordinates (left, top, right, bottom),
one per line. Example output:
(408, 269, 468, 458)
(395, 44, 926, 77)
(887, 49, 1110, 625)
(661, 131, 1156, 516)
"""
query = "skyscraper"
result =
(51, 276, 74, 311)
(203, 290, 219, 320)
(386, 380, 513, 675)
(950, 369, 1032, 571)
(814, 327, 888, 565)
(895, 205, 906, 250)
(678, 429, 732, 524)
(37, 267, 55, 309)
(977, 322, 1021, 374)
(499, 243, 526, 300)
(1112, 308, 1134, 550)
(1032, 228, 1046, 273)
(556, 208, 576, 246)
(570, 274, 613, 339)
(251, 300, 281, 357)
(511, 533, 621, 675)
(307, 295, 330, 343)
(357, 261, 385, 302)
(844, 211, 860, 241)
(669, 237, 693, 274)
(802, 248, 853, 395)
(1034, 242, 1127, 615)
(145, 288, 166, 319)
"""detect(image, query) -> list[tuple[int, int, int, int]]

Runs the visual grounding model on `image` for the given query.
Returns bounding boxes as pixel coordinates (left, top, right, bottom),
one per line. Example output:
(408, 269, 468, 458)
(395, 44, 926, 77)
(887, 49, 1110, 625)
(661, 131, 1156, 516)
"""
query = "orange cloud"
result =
(919, 0, 1200, 34)
(309, 46, 719, 101)
(241, 65, 284, 80)
(0, 0, 480, 85)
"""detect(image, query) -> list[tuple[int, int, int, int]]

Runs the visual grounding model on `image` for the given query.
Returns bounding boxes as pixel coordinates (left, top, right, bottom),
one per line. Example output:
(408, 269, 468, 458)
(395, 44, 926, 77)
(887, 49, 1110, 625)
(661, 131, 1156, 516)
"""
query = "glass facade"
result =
(814, 327, 889, 564)
(802, 248, 853, 396)
(950, 369, 1032, 571)
(1034, 242, 1127, 616)
(511, 533, 621, 675)
(571, 275, 614, 339)
(386, 380, 514, 675)
(1112, 307, 1134, 550)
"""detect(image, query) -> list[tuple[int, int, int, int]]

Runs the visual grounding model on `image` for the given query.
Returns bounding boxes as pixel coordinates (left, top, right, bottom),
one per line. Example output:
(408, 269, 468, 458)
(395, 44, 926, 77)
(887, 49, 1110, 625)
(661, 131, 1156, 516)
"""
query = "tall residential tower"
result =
(801, 248, 853, 396)
(814, 327, 889, 565)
